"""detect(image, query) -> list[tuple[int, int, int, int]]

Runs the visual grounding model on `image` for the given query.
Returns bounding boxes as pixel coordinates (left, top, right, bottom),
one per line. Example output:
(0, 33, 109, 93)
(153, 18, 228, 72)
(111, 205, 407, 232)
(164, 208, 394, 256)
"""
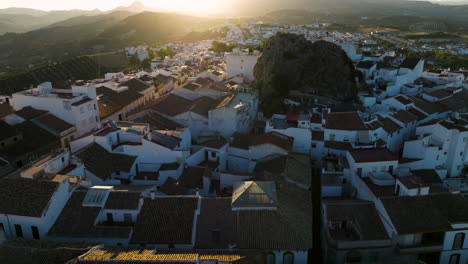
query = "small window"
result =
(124, 213, 132, 224)
(312, 144, 317, 148)
(14, 224, 23, 238)
(449, 254, 460, 264)
(31, 226, 40, 239)
(211, 152, 216, 158)
(61, 157, 65, 163)
(93, 104, 97, 110)
(453, 233, 465, 250)
(266, 252, 275, 264)
(0, 223, 4, 232)
(211, 230, 220, 242)
(283, 252, 294, 264)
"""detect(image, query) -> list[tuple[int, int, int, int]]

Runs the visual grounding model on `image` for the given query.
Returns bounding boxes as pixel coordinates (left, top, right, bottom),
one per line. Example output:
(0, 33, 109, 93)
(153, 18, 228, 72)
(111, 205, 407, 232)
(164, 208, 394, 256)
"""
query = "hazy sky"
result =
(0, 0, 228, 13)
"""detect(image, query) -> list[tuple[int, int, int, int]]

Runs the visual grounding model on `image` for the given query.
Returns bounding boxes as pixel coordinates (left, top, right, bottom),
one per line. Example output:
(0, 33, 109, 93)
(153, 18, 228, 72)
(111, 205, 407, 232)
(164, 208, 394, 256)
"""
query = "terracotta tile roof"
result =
(97, 86, 144, 119)
(252, 132, 293, 151)
(325, 200, 389, 241)
(399, 57, 422, 70)
(394, 95, 413, 105)
(376, 115, 402, 134)
(104, 191, 142, 210)
(150, 94, 193, 117)
(130, 197, 198, 244)
(0, 178, 59, 217)
(136, 111, 184, 130)
(349, 148, 397, 163)
(324, 141, 352, 151)
(325, 112, 368, 131)
(14, 106, 48, 120)
(390, 110, 418, 124)
(195, 198, 237, 249)
(407, 107, 428, 121)
(75, 143, 137, 180)
(33, 113, 74, 133)
(381, 194, 468, 234)
(48, 191, 132, 238)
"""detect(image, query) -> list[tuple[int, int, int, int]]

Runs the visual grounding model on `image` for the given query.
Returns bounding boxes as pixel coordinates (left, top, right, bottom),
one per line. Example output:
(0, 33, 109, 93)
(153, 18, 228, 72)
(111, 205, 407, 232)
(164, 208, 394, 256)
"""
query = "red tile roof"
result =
(349, 148, 398, 163)
(394, 96, 413, 105)
(252, 132, 293, 151)
(325, 112, 368, 131)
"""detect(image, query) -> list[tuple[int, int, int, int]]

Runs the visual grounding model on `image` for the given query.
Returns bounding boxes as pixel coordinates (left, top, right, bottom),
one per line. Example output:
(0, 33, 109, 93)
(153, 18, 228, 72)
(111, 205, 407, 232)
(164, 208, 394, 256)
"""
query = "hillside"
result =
(0, 12, 222, 69)
(0, 52, 129, 95)
(0, 9, 103, 35)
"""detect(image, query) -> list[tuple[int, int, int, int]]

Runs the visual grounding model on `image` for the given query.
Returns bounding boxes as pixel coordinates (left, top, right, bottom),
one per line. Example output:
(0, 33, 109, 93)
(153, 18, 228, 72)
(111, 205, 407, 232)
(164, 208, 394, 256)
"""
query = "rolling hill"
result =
(0, 12, 222, 69)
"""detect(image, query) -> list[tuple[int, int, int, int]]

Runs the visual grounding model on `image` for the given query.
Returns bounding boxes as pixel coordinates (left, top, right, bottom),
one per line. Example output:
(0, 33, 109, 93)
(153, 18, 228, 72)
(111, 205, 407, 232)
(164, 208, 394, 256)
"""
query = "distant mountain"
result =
(0, 12, 222, 68)
(112, 1, 163, 13)
(0, 1, 167, 35)
(0, 9, 103, 34)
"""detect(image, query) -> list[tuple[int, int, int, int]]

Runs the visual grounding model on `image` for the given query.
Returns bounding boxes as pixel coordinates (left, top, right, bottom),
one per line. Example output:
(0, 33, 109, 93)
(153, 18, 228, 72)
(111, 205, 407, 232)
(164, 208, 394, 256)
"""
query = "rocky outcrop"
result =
(253, 33, 359, 102)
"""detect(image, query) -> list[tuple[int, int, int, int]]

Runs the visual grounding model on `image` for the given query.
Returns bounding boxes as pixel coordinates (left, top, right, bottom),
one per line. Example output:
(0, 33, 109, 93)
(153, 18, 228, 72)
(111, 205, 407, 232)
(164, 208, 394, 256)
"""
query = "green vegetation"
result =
(404, 32, 460, 39)
(156, 47, 175, 58)
(0, 12, 223, 68)
(403, 49, 468, 69)
(209, 41, 237, 53)
(0, 52, 129, 95)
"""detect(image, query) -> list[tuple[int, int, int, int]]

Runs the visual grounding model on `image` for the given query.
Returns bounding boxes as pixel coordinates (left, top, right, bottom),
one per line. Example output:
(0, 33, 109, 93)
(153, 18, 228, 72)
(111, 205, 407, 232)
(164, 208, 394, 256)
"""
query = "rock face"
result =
(254, 33, 358, 102)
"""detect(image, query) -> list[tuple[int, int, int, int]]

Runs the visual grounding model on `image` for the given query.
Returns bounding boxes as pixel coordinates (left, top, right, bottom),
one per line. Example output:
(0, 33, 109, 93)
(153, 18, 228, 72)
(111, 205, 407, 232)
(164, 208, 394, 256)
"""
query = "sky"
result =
(0, 0, 229, 13)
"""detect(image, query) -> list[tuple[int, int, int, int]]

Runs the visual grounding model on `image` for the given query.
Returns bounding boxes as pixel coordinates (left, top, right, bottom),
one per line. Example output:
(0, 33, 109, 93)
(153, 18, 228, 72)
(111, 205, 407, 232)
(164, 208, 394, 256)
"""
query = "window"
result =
(453, 233, 465, 250)
(211, 230, 220, 242)
(211, 152, 216, 158)
(357, 168, 362, 177)
(346, 251, 361, 263)
(93, 104, 97, 110)
(312, 144, 317, 148)
(283, 252, 294, 264)
(0, 223, 4, 232)
(31, 226, 40, 239)
(449, 254, 460, 264)
(395, 184, 401, 196)
(124, 213, 132, 224)
(266, 252, 275, 264)
(61, 157, 65, 163)
(15, 224, 23, 238)
(107, 213, 114, 223)
(63, 101, 71, 110)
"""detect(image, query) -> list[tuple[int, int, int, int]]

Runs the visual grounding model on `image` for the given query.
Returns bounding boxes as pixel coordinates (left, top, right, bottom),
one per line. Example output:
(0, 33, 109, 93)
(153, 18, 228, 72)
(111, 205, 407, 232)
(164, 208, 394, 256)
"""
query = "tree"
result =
(209, 41, 237, 53)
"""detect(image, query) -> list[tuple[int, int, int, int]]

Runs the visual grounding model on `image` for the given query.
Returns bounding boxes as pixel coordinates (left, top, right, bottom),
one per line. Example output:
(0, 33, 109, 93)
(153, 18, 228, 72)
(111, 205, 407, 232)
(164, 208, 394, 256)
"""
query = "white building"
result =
(11, 82, 100, 136)
(225, 49, 261, 82)
(0, 151, 78, 240)
(401, 119, 468, 177)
